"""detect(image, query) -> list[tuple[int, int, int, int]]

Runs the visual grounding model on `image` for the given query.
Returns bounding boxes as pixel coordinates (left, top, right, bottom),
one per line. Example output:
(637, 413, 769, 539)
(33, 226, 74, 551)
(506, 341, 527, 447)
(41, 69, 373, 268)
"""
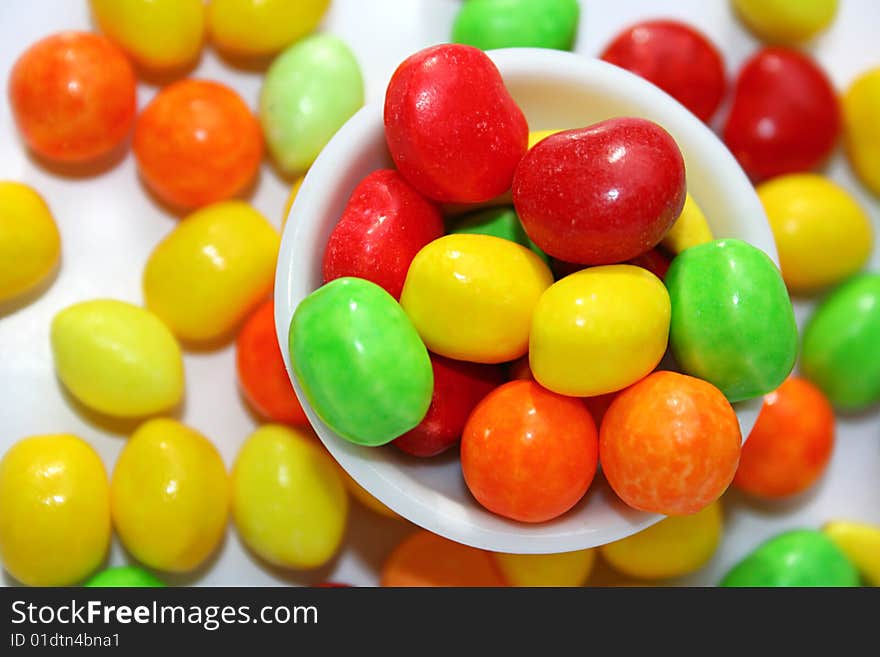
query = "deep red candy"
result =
(601, 20, 726, 123)
(513, 118, 686, 265)
(628, 247, 671, 280)
(393, 354, 505, 458)
(384, 44, 529, 204)
(322, 169, 445, 299)
(722, 48, 840, 182)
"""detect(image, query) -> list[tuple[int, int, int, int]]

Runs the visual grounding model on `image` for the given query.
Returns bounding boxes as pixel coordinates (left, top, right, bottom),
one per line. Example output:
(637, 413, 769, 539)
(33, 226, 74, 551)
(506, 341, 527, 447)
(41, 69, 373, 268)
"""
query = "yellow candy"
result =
(339, 468, 398, 519)
(660, 193, 713, 254)
(758, 174, 872, 292)
(208, 0, 331, 58)
(0, 434, 110, 586)
(843, 67, 880, 197)
(143, 201, 280, 344)
(281, 174, 306, 228)
(51, 299, 184, 417)
(823, 520, 880, 586)
(493, 549, 595, 587)
(732, 0, 838, 44)
(601, 501, 722, 580)
(528, 129, 561, 149)
(0, 181, 60, 302)
(530, 265, 670, 396)
(401, 234, 553, 364)
(90, 0, 204, 71)
(111, 419, 229, 572)
(232, 425, 348, 569)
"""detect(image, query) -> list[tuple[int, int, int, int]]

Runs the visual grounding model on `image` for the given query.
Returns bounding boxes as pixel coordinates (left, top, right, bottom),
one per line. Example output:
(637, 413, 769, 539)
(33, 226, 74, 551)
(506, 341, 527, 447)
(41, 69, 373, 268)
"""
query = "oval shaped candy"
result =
(452, 0, 579, 51)
(290, 277, 433, 446)
(492, 549, 595, 587)
(843, 67, 880, 196)
(801, 272, 880, 411)
(208, 0, 330, 57)
(823, 520, 880, 586)
(513, 118, 686, 264)
(450, 206, 547, 263)
(85, 565, 165, 588)
(666, 239, 798, 402)
(732, 0, 838, 44)
(384, 44, 528, 204)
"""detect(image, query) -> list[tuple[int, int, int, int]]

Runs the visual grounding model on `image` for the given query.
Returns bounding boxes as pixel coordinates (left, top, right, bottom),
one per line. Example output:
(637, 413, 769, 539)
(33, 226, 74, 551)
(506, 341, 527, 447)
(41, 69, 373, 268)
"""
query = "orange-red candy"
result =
(734, 376, 835, 498)
(134, 79, 262, 210)
(600, 371, 741, 515)
(236, 299, 308, 426)
(461, 380, 599, 523)
(9, 31, 136, 163)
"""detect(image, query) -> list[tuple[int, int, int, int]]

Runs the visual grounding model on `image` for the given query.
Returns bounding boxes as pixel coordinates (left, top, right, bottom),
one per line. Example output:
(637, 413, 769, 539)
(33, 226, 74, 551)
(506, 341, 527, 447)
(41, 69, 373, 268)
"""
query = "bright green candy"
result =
(665, 238, 798, 402)
(721, 530, 860, 587)
(84, 566, 165, 588)
(801, 272, 880, 411)
(450, 207, 548, 263)
(452, 0, 580, 51)
(260, 34, 364, 175)
(289, 277, 433, 446)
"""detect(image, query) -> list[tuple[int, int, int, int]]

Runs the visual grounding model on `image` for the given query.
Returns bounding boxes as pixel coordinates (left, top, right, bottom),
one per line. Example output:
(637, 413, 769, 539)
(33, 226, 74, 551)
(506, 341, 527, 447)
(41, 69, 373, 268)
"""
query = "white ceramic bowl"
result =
(275, 48, 776, 554)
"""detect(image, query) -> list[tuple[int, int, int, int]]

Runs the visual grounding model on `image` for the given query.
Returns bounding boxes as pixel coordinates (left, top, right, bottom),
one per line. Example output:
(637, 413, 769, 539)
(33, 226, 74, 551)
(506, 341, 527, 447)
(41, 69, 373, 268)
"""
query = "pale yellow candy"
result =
(0, 181, 60, 302)
(528, 129, 561, 149)
(660, 193, 713, 254)
(232, 425, 348, 569)
(143, 201, 279, 343)
(339, 468, 398, 519)
(601, 501, 722, 580)
(733, 0, 838, 44)
(843, 67, 880, 197)
(51, 299, 184, 417)
(493, 549, 595, 587)
(823, 520, 880, 586)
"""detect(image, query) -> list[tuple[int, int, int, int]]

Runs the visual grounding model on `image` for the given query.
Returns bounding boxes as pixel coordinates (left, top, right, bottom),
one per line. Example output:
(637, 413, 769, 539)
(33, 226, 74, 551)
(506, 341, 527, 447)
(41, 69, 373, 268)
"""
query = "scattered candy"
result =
(801, 273, 880, 411)
(290, 277, 433, 446)
(600, 371, 741, 515)
(732, 0, 838, 44)
(723, 48, 839, 182)
(721, 529, 859, 587)
(89, 0, 204, 71)
(134, 79, 263, 210)
(261, 34, 364, 175)
(233, 425, 348, 569)
(660, 193, 713, 254)
(338, 468, 399, 519)
(601, 502, 723, 579)
(513, 118, 686, 264)
(9, 31, 136, 163)
(843, 67, 880, 197)
(529, 265, 670, 396)
(143, 201, 279, 343)
(461, 380, 598, 522)
(381, 530, 507, 586)
(601, 20, 726, 123)
(384, 44, 528, 203)
(400, 234, 553, 363)
(208, 0, 330, 58)
(84, 565, 165, 588)
(51, 299, 184, 417)
(111, 418, 229, 573)
(822, 521, 880, 586)
(0, 181, 60, 302)
(450, 206, 547, 263)
(666, 239, 798, 402)
(452, 0, 579, 51)
(492, 549, 595, 587)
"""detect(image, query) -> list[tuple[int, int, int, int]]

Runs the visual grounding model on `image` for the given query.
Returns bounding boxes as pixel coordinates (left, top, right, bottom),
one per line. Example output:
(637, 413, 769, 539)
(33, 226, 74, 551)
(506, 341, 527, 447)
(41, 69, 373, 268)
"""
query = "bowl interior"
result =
(275, 48, 774, 554)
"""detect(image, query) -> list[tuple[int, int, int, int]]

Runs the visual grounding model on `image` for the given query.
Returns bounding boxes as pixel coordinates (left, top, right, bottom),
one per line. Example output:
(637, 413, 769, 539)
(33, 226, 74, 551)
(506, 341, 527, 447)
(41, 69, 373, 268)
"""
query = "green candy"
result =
(260, 34, 364, 175)
(84, 566, 165, 588)
(452, 0, 580, 51)
(665, 238, 798, 402)
(450, 207, 548, 263)
(289, 277, 433, 446)
(801, 273, 880, 411)
(721, 530, 860, 587)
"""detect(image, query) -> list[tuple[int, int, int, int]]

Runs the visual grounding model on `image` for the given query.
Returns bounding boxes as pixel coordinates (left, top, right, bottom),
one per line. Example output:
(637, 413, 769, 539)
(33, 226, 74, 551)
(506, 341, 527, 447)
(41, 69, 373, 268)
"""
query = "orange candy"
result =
(9, 31, 136, 163)
(381, 530, 507, 587)
(134, 79, 262, 210)
(236, 299, 308, 425)
(734, 376, 835, 498)
(461, 380, 599, 523)
(600, 371, 741, 515)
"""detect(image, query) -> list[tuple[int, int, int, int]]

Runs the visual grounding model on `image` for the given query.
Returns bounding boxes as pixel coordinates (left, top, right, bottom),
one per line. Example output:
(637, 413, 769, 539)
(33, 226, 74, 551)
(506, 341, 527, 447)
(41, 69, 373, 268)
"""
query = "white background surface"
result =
(1, 0, 878, 586)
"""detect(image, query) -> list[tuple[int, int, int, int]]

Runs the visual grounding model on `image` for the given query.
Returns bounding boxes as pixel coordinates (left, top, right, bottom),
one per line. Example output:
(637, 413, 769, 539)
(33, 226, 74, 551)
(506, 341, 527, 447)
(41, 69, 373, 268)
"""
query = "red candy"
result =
(9, 31, 136, 163)
(384, 44, 529, 204)
(514, 118, 686, 265)
(723, 48, 840, 182)
(627, 247, 671, 279)
(393, 354, 504, 457)
(461, 380, 599, 523)
(601, 20, 726, 123)
(322, 169, 445, 299)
